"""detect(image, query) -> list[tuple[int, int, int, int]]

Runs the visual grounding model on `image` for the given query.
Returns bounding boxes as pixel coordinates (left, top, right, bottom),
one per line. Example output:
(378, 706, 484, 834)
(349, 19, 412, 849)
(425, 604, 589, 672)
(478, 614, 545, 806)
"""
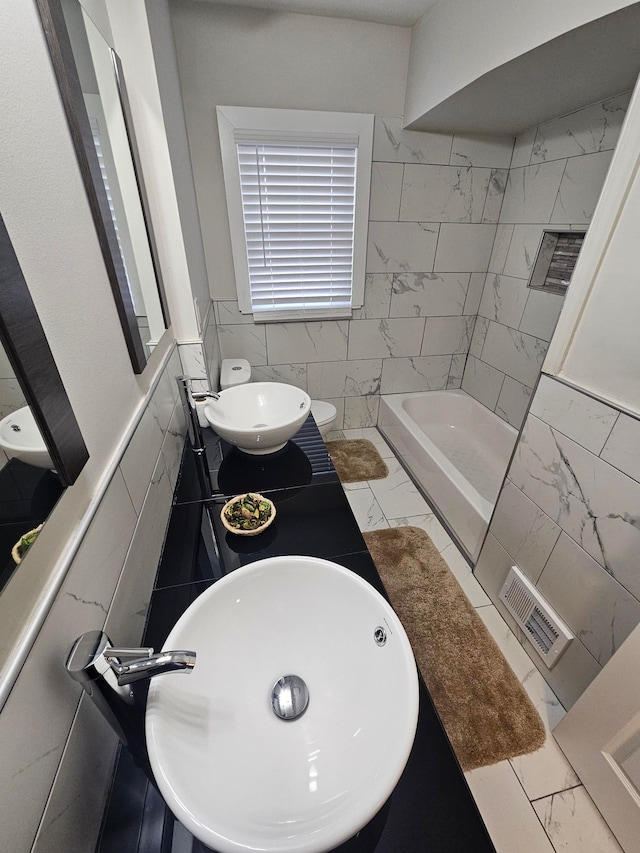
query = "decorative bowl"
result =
(220, 493, 276, 537)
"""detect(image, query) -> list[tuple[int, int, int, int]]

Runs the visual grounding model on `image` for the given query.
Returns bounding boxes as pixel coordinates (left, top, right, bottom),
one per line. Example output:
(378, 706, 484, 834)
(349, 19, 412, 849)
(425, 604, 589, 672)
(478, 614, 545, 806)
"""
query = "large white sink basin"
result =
(204, 382, 311, 454)
(146, 556, 419, 853)
(0, 405, 53, 469)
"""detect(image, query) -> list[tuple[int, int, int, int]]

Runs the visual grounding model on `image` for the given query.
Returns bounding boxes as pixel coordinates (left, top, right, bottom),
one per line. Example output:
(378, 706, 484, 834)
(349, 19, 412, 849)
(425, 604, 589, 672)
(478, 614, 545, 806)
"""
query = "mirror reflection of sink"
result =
(0, 406, 53, 470)
(146, 556, 419, 853)
(204, 382, 311, 455)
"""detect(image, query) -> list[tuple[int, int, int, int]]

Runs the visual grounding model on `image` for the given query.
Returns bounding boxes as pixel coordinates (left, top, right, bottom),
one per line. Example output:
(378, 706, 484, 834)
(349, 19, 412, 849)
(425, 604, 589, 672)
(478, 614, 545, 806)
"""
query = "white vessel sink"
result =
(146, 556, 419, 853)
(0, 405, 53, 469)
(204, 382, 311, 454)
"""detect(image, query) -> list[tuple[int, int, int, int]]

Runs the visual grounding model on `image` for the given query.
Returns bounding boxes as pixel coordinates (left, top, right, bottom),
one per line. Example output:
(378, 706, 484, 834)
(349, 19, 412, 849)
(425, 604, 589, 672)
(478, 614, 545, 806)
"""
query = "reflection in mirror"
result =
(37, 0, 169, 373)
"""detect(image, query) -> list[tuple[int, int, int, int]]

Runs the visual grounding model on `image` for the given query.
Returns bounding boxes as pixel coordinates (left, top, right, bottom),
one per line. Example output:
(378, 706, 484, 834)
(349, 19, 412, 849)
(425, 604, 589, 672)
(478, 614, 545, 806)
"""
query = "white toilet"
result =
(219, 359, 337, 440)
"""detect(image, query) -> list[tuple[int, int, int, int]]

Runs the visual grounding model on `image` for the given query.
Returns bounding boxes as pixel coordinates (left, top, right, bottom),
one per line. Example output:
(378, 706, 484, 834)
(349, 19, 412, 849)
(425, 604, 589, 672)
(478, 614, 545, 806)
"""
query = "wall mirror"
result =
(0, 213, 89, 592)
(37, 0, 170, 374)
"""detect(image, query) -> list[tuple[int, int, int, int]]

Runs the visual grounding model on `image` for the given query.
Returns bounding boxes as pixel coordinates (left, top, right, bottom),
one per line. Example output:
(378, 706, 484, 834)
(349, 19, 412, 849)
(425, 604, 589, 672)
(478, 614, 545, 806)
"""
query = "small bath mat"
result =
(363, 526, 546, 772)
(326, 439, 389, 483)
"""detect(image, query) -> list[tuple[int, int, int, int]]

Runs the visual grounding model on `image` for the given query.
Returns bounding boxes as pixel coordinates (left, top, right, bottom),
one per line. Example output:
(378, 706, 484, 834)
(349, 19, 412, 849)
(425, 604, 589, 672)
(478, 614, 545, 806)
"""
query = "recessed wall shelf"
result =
(528, 229, 587, 295)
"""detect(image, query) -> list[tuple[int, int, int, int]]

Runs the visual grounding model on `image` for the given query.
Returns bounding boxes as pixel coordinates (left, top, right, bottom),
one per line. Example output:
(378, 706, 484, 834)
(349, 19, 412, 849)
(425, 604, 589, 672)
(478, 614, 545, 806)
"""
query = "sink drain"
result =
(271, 675, 309, 721)
(253, 423, 268, 428)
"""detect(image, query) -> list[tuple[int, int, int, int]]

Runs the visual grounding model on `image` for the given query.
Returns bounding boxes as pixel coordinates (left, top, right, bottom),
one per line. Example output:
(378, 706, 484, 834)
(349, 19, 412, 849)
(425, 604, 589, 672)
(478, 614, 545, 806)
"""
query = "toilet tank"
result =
(220, 358, 251, 390)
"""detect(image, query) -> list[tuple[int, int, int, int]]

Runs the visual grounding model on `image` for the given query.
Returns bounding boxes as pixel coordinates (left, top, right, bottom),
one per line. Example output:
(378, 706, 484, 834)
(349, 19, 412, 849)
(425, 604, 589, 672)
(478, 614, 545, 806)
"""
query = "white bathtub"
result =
(378, 390, 518, 562)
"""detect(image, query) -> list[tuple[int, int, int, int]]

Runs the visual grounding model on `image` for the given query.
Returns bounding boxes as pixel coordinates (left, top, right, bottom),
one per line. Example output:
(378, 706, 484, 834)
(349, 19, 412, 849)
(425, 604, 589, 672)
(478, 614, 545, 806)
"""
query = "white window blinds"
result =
(236, 141, 357, 318)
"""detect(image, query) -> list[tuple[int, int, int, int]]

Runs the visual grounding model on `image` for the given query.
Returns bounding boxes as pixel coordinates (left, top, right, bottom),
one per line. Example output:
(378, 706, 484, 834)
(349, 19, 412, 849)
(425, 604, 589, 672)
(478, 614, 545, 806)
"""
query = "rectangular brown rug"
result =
(326, 438, 389, 483)
(364, 526, 546, 772)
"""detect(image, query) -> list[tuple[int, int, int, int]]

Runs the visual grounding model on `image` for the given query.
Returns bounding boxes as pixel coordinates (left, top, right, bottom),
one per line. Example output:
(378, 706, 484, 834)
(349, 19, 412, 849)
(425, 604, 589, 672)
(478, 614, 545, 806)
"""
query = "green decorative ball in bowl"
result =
(220, 493, 276, 537)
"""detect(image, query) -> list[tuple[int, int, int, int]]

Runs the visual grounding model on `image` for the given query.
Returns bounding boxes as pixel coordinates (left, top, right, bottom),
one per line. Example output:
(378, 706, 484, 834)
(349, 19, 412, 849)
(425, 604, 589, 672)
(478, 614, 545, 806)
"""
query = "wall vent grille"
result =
(499, 566, 573, 669)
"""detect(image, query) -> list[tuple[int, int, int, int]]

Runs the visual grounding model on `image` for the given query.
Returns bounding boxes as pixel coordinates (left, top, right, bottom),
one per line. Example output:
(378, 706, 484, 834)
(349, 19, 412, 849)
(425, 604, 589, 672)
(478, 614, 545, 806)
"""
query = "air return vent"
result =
(499, 566, 573, 669)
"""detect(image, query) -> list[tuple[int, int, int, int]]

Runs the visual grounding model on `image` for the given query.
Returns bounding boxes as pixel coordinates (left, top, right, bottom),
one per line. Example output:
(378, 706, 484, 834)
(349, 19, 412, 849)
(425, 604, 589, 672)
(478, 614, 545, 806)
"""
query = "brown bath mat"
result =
(326, 439, 389, 483)
(364, 526, 546, 772)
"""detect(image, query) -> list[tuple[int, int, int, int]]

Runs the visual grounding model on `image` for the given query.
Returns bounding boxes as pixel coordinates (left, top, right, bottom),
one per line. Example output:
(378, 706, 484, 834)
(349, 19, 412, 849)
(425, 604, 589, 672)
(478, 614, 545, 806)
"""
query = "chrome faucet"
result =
(66, 631, 196, 782)
(192, 390, 221, 402)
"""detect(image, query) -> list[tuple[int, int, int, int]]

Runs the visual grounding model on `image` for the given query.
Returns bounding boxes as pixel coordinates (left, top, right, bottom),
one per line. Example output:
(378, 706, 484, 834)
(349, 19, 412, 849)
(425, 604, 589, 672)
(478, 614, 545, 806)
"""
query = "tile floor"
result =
(327, 426, 624, 853)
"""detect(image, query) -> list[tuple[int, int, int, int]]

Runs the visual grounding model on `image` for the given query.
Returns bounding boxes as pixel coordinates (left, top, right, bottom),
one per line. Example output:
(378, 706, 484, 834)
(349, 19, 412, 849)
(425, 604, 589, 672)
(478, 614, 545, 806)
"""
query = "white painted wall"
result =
(168, 0, 410, 299)
(405, 0, 638, 129)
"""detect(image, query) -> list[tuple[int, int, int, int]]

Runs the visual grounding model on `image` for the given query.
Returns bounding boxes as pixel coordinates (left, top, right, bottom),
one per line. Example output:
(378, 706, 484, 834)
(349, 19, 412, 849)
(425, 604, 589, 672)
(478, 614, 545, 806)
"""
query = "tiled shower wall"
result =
(476, 375, 640, 710)
(214, 117, 513, 428)
(462, 92, 631, 430)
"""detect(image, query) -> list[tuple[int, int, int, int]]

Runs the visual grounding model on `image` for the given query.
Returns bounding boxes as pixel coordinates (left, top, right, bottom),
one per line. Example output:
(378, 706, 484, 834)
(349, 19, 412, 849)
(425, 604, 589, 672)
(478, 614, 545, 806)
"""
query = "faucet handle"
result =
(105, 647, 154, 662)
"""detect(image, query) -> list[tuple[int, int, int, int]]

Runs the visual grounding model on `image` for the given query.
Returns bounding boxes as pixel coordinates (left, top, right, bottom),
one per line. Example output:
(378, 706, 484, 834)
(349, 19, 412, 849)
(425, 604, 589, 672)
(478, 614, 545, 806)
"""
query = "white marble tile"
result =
(500, 160, 567, 224)
(532, 786, 624, 853)
(373, 117, 452, 165)
(352, 274, 393, 319)
(519, 289, 565, 342)
(266, 321, 348, 364)
(469, 315, 489, 358)
(326, 430, 345, 442)
(530, 375, 618, 454)
(421, 315, 475, 356)
(0, 379, 26, 419)
(307, 359, 382, 398)
(150, 360, 179, 435)
(550, 150, 613, 223)
(342, 427, 395, 459)
(482, 169, 508, 223)
(390, 272, 469, 317)
(434, 223, 496, 272)
(400, 164, 492, 223)
(487, 223, 514, 274)
(503, 224, 545, 279)
(215, 299, 253, 325)
(380, 355, 451, 394)
(343, 395, 380, 429)
(495, 375, 533, 429)
(465, 761, 556, 853)
(450, 134, 514, 168)
(369, 162, 403, 220)
(348, 318, 425, 359)
(600, 412, 640, 483)
(366, 221, 439, 273)
(178, 341, 207, 379)
(105, 453, 173, 647)
(251, 363, 308, 391)
(509, 414, 640, 599)
(489, 480, 561, 583)
(531, 92, 631, 164)
(478, 273, 530, 328)
(448, 353, 466, 390)
(31, 694, 119, 853)
(538, 533, 640, 666)
(346, 486, 389, 531)
(463, 271, 486, 314)
(218, 323, 267, 366)
(481, 322, 548, 387)
(368, 458, 432, 518)
(461, 354, 505, 411)
(161, 400, 187, 492)
(119, 405, 165, 515)
(510, 127, 537, 168)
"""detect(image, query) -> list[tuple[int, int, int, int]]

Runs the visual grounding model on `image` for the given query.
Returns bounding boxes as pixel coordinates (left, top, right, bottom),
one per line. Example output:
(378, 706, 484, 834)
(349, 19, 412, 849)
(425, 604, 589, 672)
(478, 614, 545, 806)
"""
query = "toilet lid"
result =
(310, 400, 336, 426)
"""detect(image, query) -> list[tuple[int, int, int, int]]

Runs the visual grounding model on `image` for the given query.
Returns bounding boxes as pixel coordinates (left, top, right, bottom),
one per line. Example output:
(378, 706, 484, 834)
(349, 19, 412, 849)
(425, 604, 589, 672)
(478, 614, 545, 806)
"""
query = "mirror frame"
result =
(36, 0, 169, 374)
(0, 214, 89, 486)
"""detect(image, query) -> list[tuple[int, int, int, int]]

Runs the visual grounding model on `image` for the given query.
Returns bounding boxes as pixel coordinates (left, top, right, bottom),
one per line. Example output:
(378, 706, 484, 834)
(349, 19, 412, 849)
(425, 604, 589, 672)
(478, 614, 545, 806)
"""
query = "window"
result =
(217, 107, 373, 322)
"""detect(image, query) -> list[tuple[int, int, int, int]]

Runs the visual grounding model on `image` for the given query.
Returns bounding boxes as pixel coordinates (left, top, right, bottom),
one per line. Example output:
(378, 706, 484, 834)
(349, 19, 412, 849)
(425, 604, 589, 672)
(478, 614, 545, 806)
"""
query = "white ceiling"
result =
(192, 0, 438, 27)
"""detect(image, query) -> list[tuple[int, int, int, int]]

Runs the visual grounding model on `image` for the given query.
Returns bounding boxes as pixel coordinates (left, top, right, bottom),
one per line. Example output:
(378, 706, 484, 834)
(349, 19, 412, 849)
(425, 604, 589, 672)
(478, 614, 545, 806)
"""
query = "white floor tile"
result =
(325, 430, 345, 442)
(368, 459, 432, 518)
(465, 761, 556, 853)
(345, 487, 389, 532)
(532, 786, 623, 852)
(342, 480, 369, 491)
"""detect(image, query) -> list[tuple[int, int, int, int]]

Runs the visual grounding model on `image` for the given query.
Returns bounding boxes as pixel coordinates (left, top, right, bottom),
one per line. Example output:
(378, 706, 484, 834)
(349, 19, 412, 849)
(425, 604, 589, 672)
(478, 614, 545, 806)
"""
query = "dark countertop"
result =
(97, 417, 495, 853)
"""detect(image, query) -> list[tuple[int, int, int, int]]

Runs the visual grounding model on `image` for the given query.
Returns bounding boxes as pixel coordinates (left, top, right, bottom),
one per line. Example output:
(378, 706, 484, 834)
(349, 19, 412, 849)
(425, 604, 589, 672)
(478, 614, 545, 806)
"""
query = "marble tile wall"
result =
(215, 117, 513, 428)
(0, 347, 186, 853)
(463, 92, 631, 430)
(475, 374, 640, 709)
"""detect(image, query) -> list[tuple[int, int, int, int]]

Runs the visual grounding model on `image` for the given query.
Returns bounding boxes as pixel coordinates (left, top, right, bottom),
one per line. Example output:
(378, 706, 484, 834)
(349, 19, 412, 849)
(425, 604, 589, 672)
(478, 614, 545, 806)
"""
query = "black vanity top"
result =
(97, 417, 495, 853)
